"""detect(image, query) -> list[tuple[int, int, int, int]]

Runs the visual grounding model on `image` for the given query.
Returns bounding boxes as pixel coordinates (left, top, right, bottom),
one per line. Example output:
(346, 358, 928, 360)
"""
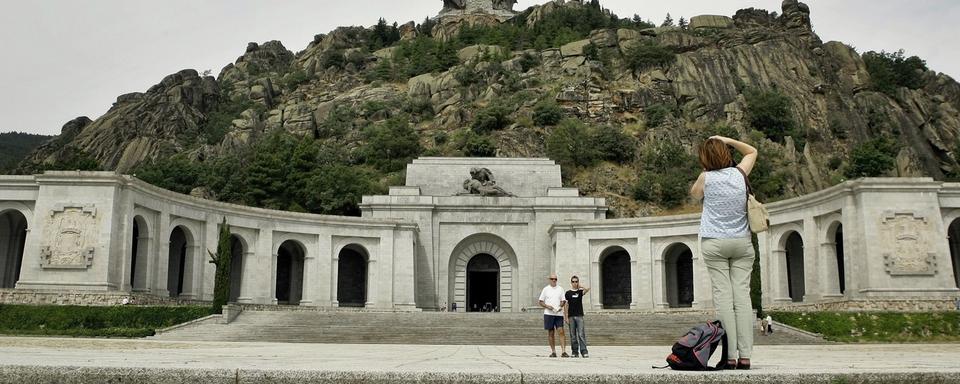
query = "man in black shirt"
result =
(564, 275, 590, 357)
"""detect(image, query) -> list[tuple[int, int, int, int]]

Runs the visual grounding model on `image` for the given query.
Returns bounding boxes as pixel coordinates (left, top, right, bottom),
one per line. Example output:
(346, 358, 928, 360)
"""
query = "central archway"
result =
(448, 234, 517, 312)
(466, 254, 499, 312)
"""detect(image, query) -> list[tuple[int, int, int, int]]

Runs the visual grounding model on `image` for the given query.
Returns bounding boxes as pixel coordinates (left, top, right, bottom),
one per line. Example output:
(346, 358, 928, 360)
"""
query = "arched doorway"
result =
(834, 224, 845, 294)
(337, 245, 368, 307)
(601, 247, 631, 309)
(785, 232, 805, 302)
(466, 254, 499, 312)
(276, 240, 305, 305)
(664, 244, 694, 308)
(228, 235, 245, 302)
(448, 234, 518, 312)
(949, 219, 960, 288)
(0, 210, 27, 289)
(167, 226, 190, 297)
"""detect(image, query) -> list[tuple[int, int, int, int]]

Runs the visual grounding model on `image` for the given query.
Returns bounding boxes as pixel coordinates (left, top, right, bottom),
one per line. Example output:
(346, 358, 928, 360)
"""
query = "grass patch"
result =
(0, 305, 210, 338)
(771, 311, 960, 343)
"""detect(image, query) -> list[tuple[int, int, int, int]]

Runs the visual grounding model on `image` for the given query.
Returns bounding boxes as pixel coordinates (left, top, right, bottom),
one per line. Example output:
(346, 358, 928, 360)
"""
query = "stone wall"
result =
(767, 298, 960, 312)
(0, 289, 206, 306)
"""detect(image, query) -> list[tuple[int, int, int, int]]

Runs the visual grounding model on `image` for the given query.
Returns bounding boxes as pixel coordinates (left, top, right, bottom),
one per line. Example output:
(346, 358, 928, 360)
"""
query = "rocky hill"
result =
(16, 0, 960, 217)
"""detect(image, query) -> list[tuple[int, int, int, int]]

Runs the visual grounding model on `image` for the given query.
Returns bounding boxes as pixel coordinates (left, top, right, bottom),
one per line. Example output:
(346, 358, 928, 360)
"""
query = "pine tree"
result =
(661, 13, 675, 27)
(207, 218, 232, 314)
(678, 17, 688, 30)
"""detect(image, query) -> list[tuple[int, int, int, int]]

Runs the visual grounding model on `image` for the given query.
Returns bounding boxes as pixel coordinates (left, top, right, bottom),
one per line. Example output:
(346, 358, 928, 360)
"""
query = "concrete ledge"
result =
(2, 366, 958, 384)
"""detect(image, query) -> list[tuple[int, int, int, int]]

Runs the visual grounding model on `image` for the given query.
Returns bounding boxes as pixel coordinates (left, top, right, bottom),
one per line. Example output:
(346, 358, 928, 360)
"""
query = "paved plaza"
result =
(0, 337, 958, 383)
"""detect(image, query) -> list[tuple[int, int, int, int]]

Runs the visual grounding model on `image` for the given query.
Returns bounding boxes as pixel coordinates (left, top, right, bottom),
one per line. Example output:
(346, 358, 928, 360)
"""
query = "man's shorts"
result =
(543, 315, 564, 330)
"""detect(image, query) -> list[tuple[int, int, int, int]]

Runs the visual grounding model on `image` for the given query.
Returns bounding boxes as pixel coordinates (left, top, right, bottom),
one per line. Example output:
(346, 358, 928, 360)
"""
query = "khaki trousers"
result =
(701, 237, 755, 359)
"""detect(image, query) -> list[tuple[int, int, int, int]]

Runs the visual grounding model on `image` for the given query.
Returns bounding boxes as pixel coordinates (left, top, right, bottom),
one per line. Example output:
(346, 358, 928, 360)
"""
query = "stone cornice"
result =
(119, 174, 418, 232)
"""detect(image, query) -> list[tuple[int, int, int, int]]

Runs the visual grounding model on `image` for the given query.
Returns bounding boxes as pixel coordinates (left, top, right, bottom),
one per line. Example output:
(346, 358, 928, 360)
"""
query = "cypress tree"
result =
(207, 218, 232, 314)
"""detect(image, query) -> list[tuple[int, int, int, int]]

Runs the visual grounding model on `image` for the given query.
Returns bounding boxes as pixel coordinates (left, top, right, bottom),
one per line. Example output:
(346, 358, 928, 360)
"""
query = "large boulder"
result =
(689, 15, 734, 30)
(560, 39, 592, 57)
(458, 44, 508, 62)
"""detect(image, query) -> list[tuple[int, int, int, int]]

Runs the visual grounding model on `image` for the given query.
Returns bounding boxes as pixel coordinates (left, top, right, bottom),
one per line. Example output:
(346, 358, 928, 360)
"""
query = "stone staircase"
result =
(152, 310, 826, 345)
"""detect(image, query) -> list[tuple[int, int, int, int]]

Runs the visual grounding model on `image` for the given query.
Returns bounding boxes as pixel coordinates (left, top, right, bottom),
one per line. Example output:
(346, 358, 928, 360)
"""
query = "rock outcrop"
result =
(15, 0, 960, 217)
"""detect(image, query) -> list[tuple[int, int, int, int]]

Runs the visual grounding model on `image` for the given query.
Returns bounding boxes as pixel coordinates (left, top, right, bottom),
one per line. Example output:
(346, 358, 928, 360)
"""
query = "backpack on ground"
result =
(654, 320, 729, 371)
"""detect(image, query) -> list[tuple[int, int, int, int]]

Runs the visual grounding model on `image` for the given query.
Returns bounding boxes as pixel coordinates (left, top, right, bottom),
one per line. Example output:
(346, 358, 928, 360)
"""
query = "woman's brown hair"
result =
(698, 138, 734, 171)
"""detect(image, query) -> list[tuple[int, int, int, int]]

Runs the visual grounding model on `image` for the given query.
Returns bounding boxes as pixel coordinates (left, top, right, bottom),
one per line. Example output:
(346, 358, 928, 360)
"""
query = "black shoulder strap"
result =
(734, 166, 753, 197)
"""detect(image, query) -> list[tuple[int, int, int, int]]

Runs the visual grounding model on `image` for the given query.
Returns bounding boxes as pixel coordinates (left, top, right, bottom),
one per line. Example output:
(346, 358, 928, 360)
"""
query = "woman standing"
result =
(689, 135, 758, 370)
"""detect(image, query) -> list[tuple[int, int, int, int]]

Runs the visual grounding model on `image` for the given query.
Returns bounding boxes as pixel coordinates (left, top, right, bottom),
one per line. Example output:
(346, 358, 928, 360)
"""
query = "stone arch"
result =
(167, 226, 195, 298)
(276, 239, 306, 305)
(228, 234, 249, 302)
(663, 243, 694, 308)
(130, 215, 150, 292)
(337, 244, 369, 307)
(599, 246, 631, 309)
(779, 231, 805, 302)
(0, 208, 28, 289)
(466, 253, 499, 312)
(949, 218, 960, 289)
(448, 234, 518, 312)
(824, 221, 845, 295)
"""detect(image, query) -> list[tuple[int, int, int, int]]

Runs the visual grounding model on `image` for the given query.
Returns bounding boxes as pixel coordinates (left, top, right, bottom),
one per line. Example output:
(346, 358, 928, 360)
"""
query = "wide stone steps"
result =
(153, 311, 825, 345)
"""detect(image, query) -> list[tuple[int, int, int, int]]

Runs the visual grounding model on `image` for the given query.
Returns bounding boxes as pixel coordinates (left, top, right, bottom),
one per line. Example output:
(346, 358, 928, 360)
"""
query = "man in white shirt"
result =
(538, 272, 568, 357)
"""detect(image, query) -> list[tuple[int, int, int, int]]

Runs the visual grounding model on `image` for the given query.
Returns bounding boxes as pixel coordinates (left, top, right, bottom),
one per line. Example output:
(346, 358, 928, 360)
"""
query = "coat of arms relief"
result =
(880, 211, 938, 276)
(40, 204, 98, 269)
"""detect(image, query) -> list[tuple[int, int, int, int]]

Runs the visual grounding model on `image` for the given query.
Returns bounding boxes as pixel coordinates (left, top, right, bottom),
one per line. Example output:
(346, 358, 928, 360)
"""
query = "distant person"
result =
(565, 275, 590, 357)
(538, 272, 568, 357)
(765, 315, 773, 335)
(955, 297, 960, 311)
(690, 135, 759, 370)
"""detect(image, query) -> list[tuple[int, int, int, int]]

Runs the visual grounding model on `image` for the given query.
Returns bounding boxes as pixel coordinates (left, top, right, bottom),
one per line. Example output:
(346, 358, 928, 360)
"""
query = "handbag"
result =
(735, 167, 769, 233)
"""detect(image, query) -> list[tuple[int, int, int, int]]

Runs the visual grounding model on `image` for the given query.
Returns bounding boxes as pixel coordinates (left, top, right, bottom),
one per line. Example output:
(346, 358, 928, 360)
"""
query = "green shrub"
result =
(623, 41, 676, 72)
(862, 50, 928, 95)
(282, 69, 310, 91)
(771, 311, 960, 342)
(0, 305, 209, 337)
(460, 131, 497, 157)
(743, 88, 800, 144)
(199, 95, 256, 145)
(362, 117, 423, 172)
(632, 141, 699, 208)
(471, 103, 513, 133)
(546, 119, 599, 167)
(317, 104, 357, 138)
(533, 100, 563, 126)
(519, 52, 541, 72)
(845, 137, 897, 178)
(319, 49, 345, 70)
(133, 155, 204, 195)
(592, 125, 635, 163)
(644, 104, 672, 128)
(393, 37, 459, 78)
(39, 147, 101, 172)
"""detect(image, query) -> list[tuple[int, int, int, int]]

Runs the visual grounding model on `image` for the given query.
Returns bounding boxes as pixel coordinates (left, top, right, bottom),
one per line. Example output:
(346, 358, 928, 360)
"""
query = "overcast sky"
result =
(1, 0, 957, 136)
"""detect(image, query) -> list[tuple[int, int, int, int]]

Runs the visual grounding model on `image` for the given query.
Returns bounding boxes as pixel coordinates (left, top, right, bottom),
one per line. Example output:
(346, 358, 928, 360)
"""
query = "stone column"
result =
(179, 244, 201, 300)
(155, 214, 171, 296)
(392, 229, 418, 310)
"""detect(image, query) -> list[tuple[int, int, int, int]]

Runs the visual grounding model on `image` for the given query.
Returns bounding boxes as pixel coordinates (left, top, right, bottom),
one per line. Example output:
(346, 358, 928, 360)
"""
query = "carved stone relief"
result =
(880, 211, 937, 276)
(40, 204, 98, 269)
